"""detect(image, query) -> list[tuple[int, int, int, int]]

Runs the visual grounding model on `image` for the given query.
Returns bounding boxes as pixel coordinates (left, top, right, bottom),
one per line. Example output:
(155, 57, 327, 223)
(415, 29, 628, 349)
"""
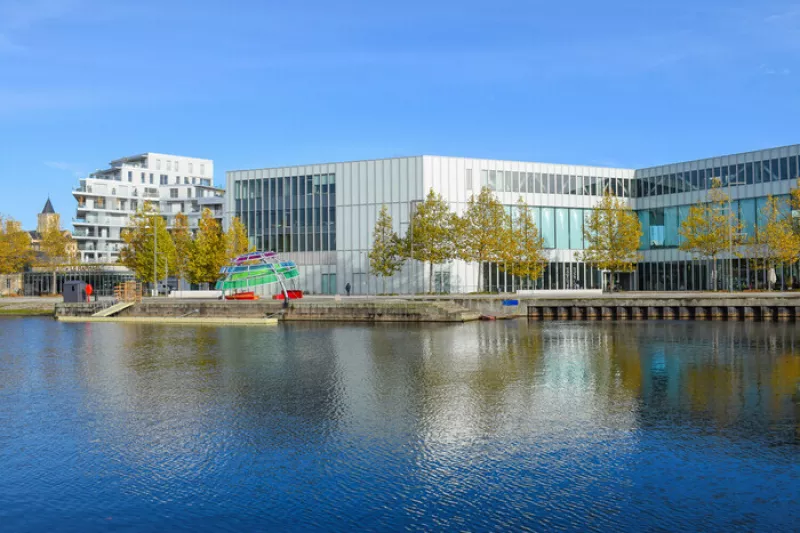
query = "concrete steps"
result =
(92, 301, 135, 317)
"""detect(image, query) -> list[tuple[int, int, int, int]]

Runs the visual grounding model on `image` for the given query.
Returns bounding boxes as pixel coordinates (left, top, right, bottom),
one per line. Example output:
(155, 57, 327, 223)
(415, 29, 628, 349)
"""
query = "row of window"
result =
(154, 159, 206, 175)
(234, 174, 337, 200)
(636, 156, 799, 197)
(236, 174, 337, 253)
(169, 188, 208, 199)
(636, 260, 800, 291)
(470, 169, 633, 197)
(639, 195, 791, 249)
(118, 170, 211, 187)
(505, 206, 590, 250)
(482, 262, 606, 291)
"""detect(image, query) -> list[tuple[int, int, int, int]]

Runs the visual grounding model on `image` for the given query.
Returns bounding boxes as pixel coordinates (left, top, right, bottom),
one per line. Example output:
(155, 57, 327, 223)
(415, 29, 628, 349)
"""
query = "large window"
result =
(569, 209, 583, 249)
(541, 208, 555, 249)
(235, 172, 336, 253)
(555, 208, 569, 249)
(649, 209, 664, 248)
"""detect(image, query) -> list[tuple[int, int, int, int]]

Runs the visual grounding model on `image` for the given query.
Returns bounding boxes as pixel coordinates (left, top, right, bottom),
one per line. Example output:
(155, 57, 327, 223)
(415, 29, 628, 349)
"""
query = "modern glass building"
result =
(635, 144, 800, 291)
(226, 144, 800, 295)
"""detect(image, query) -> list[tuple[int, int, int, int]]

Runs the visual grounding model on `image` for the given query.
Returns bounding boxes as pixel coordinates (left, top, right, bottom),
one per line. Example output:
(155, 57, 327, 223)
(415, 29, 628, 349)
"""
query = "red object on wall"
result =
(225, 291, 259, 300)
(272, 290, 303, 300)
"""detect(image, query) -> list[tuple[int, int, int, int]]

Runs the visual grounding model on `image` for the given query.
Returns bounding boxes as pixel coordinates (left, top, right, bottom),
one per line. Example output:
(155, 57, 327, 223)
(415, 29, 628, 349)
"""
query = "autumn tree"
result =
(369, 205, 404, 293)
(678, 178, 743, 291)
(39, 221, 73, 293)
(404, 189, 458, 293)
(506, 198, 547, 288)
(119, 206, 176, 289)
(791, 178, 800, 235)
(578, 189, 642, 291)
(225, 216, 251, 261)
(750, 196, 800, 289)
(171, 212, 193, 288)
(187, 208, 227, 285)
(0, 215, 34, 274)
(457, 187, 513, 292)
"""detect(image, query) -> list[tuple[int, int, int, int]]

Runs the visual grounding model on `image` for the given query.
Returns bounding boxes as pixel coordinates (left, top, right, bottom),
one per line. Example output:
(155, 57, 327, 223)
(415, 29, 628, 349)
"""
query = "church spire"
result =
(42, 197, 55, 214)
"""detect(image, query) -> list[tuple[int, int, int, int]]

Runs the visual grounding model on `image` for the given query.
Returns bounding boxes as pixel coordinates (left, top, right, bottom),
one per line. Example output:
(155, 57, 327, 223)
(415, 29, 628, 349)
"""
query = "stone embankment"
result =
(43, 291, 800, 323)
(0, 297, 62, 316)
(55, 299, 482, 323)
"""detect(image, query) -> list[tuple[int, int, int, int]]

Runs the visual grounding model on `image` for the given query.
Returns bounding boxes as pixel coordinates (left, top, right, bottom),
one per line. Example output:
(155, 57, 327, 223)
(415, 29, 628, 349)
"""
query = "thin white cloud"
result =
(758, 64, 792, 76)
(0, 0, 80, 31)
(765, 8, 800, 22)
(0, 33, 25, 54)
(44, 161, 84, 177)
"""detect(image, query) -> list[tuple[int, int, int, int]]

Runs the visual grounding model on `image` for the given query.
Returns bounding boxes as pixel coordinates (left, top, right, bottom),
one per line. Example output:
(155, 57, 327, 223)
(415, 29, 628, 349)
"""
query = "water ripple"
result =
(0, 318, 797, 531)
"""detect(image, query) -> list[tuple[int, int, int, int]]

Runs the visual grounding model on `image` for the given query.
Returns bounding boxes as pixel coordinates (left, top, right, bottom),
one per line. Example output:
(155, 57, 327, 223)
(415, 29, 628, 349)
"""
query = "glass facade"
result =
(23, 270, 135, 297)
(636, 260, 800, 291)
(228, 148, 800, 294)
(637, 195, 791, 251)
(480, 170, 632, 197)
(234, 173, 336, 253)
(636, 154, 799, 197)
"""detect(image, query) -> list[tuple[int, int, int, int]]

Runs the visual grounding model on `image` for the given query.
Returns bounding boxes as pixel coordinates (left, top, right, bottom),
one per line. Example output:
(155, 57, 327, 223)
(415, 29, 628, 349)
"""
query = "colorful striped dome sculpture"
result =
(216, 251, 300, 299)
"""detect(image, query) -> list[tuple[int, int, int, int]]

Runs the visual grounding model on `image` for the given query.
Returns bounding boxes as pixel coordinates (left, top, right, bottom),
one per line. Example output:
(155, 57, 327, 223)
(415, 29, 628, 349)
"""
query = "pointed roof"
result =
(41, 197, 55, 214)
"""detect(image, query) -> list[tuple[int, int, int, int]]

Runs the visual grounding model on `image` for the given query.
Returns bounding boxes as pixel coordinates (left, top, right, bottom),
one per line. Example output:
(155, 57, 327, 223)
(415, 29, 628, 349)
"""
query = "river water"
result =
(0, 318, 797, 532)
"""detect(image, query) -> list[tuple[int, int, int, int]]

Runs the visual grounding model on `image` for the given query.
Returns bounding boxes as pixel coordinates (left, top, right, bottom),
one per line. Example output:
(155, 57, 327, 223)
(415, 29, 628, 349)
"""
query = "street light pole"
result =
(153, 215, 157, 297)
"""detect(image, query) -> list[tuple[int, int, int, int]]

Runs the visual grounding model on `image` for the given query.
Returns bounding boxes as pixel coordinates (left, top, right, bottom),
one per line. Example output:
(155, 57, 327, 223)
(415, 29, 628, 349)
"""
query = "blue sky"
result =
(1, 0, 799, 228)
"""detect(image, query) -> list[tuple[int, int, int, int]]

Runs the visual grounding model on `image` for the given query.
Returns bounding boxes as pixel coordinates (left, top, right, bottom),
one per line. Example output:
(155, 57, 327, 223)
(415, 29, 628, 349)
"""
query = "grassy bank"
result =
(0, 308, 54, 316)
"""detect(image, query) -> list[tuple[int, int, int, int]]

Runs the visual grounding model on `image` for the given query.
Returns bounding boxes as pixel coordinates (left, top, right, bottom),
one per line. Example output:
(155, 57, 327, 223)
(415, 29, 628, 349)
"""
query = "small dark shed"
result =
(63, 281, 87, 303)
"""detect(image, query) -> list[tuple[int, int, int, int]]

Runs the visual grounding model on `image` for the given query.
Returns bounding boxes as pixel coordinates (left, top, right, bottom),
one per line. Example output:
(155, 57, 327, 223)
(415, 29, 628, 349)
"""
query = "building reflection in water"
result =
(1, 318, 797, 530)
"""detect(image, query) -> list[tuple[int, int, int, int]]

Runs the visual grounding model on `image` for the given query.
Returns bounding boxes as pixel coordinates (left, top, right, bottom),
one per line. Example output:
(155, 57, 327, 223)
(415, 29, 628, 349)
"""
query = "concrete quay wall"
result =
(52, 292, 800, 323)
(517, 294, 800, 321)
(53, 299, 481, 323)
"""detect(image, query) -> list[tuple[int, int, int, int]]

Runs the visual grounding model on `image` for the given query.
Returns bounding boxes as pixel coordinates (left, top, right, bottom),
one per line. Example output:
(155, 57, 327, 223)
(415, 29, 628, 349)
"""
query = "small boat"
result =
(225, 291, 259, 301)
(479, 314, 497, 321)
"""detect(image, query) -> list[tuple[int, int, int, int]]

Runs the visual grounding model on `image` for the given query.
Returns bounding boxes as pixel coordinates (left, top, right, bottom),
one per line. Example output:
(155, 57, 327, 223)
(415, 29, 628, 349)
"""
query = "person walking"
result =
(345, 282, 351, 296)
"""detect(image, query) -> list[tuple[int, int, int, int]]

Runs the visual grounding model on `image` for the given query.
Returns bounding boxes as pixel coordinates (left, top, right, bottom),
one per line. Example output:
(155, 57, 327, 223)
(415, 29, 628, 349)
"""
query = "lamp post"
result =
(408, 200, 421, 294)
(153, 215, 157, 297)
(144, 216, 158, 297)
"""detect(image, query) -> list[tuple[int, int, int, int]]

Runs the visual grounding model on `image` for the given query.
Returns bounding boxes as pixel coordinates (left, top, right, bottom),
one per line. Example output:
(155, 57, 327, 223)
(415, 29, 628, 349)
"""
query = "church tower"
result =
(37, 198, 60, 234)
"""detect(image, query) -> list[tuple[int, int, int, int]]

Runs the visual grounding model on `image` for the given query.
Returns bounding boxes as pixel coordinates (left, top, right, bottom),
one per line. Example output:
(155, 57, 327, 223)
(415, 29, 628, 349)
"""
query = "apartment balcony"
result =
(78, 242, 122, 253)
(73, 216, 129, 226)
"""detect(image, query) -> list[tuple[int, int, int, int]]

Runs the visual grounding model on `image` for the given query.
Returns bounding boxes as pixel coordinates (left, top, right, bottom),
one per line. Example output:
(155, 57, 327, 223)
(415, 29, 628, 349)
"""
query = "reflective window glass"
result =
(649, 208, 665, 248)
(569, 209, 583, 249)
(541, 208, 555, 248)
(638, 210, 650, 250)
(555, 208, 569, 249)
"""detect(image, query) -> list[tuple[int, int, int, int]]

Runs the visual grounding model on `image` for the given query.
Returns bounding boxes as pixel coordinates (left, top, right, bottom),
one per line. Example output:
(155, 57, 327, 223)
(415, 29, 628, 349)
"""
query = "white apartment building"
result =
(73, 153, 224, 263)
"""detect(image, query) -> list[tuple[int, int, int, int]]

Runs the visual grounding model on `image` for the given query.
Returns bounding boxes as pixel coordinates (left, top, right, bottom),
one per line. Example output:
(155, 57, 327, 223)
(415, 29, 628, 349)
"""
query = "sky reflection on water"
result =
(0, 318, 797, 532)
